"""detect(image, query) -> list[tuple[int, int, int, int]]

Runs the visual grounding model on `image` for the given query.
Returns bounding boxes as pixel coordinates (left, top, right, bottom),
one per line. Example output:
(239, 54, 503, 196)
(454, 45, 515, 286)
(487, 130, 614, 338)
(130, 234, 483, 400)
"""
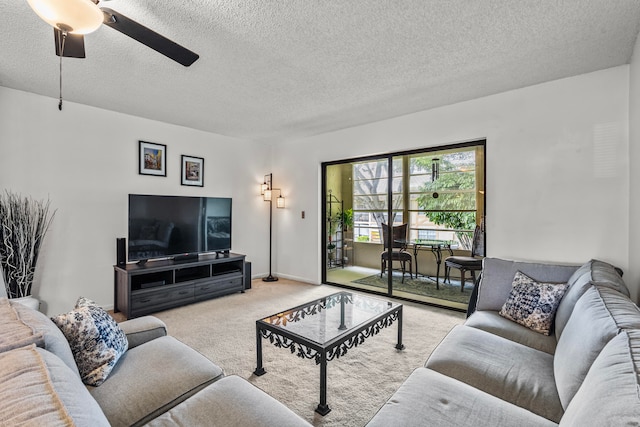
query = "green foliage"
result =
(424, 211, 475, 231)
(340, 208, 353, 230)
(413, 155, 476, 248)
(356, 235, 370, 242)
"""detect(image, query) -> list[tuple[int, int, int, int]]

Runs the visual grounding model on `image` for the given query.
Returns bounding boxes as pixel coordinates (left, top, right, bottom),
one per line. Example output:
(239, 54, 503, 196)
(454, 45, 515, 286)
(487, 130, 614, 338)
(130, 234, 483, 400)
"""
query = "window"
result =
(408, 147, 482, 249)
(323, 140, 485, 309)
(352, 158, 403, 243)
(351, 144, 484, 249)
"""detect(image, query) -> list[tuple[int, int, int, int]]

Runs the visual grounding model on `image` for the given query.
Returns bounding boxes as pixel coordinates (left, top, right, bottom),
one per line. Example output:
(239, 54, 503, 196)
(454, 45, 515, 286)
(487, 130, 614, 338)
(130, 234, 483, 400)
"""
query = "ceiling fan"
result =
(26, 0, 199, 67)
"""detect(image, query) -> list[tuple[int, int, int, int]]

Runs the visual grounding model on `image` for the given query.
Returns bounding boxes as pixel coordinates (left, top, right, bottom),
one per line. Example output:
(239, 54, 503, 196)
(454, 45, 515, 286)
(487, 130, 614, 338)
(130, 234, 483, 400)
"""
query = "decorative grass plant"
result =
(0, 191, 55, 299)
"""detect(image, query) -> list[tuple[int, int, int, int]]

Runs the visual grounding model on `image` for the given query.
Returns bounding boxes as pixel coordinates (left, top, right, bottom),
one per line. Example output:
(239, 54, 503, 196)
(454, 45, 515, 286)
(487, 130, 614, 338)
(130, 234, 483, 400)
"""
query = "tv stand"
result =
(114, 253, 246, 318)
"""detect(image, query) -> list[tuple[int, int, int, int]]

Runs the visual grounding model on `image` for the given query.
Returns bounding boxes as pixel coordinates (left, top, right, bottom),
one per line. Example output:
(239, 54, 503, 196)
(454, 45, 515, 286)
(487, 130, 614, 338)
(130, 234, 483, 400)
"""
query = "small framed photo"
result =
(181, 155, 204, 187)
(139, 141, 167, 176)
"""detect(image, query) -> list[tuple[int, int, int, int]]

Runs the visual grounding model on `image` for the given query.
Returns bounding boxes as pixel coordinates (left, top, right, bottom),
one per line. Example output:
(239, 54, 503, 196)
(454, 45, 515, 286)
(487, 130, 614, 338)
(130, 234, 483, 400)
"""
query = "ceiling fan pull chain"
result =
(58, 30, 67, 111)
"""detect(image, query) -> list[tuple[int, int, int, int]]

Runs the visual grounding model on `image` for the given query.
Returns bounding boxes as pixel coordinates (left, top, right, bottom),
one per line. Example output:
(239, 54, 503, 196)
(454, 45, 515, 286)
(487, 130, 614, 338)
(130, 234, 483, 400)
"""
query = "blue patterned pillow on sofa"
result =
(51, 297, 128, 386)
(499, 271, 569, 335)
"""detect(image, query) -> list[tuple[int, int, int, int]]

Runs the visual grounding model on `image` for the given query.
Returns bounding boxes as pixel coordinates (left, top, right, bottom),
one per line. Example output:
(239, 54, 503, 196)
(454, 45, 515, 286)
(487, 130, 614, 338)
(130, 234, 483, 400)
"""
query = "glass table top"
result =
(258, 291, 401, 346)
(394, 239, 457, 248)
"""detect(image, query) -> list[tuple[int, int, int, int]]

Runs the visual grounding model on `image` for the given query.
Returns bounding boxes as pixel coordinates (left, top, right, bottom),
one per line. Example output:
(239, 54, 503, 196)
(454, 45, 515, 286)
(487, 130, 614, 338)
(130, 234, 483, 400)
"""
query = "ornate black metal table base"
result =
(411, 243, 454, 289)
(254, 293, 404, 416)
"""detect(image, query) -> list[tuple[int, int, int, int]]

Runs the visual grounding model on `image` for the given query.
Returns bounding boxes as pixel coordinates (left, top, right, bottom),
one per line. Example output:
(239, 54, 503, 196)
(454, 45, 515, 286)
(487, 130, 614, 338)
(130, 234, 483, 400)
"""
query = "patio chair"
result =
(380, 223, 413, 283)
(444, 222, 485, 292)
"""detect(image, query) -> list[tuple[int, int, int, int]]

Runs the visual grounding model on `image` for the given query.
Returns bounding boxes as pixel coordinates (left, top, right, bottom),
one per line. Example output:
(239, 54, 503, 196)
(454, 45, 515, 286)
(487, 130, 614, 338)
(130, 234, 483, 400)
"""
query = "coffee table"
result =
(254, 291, 404, 415)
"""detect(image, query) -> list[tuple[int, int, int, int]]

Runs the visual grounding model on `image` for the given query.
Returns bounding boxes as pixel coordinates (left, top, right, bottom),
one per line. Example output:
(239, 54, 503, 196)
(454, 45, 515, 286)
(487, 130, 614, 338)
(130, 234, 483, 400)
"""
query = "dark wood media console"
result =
(114, 253, 246, 318)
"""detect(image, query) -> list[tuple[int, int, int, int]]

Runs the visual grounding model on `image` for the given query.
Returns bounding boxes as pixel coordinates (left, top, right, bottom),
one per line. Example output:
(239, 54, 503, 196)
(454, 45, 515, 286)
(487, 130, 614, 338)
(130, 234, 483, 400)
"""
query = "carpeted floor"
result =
(150, 279, 465, 427)
(352, 271, 474, 304)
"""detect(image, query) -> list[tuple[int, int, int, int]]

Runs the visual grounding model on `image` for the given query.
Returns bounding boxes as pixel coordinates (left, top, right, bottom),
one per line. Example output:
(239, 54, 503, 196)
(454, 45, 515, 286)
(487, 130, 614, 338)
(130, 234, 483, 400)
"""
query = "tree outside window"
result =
(351, 146, 483, 250)
(412, 149, 478, 249)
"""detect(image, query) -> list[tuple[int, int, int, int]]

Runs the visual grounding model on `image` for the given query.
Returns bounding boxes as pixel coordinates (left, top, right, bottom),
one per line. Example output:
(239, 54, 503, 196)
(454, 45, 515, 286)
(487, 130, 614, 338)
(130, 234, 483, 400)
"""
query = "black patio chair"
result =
(444, 222, 485, 292)
(380, 223, 413, 283)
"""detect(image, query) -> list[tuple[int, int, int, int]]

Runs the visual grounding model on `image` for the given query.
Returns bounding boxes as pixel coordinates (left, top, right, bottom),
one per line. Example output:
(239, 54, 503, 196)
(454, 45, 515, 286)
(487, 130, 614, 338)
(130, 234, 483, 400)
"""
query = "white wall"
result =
(0, 87, 270, 315)
(1, 64, 635, 313)
(629, 36, 640, 304)
(273, 66, 635, 301)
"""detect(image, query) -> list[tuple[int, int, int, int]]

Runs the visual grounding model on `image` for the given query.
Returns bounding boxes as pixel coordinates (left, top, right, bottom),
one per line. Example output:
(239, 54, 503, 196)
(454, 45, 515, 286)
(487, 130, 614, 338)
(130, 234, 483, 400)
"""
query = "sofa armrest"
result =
(118, 316, 167, 349)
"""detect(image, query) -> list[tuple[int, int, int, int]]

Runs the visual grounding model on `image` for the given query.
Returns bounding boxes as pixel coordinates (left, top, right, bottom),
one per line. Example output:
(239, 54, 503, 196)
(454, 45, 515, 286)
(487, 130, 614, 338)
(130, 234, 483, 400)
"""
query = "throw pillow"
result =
(499, 271, 569, 335)
(51, 297, 128, 386)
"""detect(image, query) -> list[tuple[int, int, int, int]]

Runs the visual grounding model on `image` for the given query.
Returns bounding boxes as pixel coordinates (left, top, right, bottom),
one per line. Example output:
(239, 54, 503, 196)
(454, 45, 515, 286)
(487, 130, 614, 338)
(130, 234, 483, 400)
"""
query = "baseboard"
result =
(268, 272, 320, 285)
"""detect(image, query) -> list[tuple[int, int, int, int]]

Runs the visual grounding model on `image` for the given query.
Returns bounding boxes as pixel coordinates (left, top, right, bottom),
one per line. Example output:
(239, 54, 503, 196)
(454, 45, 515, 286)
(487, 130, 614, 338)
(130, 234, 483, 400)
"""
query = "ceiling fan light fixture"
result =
(27, 0, 103, 34)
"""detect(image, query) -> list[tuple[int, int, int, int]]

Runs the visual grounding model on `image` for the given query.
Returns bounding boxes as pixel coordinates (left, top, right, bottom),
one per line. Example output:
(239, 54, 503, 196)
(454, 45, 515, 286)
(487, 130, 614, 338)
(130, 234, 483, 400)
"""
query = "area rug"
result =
(152, 279, 464, 427)
(352, 272, 473, 304)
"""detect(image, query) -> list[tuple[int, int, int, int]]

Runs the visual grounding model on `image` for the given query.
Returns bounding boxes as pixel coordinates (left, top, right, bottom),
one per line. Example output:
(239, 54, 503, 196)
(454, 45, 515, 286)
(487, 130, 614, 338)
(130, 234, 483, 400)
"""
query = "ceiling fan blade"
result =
(101, 8, 199, 67)
(54, 29, 86, 58)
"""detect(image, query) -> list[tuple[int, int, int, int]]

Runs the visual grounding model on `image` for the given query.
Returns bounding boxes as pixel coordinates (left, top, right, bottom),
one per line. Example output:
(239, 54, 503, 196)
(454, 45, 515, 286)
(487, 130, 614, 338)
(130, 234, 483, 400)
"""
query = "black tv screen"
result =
(128, 194, 232, 262)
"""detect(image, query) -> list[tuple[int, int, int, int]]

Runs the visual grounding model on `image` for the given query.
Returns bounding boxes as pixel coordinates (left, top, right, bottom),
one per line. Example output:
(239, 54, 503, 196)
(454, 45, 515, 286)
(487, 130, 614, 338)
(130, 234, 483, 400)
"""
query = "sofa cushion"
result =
(559, 330, 640, 426)
(465, 310, 557, 354)
(366, 367, 557, 427)
(38, 347, 111, 427)
(425, 325, 563, 422)
(555, 259, 629, 339)
(0, 345, 74, 426)
(499, 271, 568, 335)
(89, 335, 224, 427)
(0, 297, 44, 352)
(10, 300, 80, 377)
(145, 375, 311, 427)
(554, 285, 640, 409)
(0, 344, 109, 427)
(51, 298, 128, 386)
(476, 258, 579, 312)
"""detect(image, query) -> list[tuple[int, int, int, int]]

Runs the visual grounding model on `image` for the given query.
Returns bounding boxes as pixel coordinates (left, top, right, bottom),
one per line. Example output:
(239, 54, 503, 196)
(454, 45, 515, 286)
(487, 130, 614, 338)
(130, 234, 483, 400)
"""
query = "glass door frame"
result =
(321, 139, 486, 306)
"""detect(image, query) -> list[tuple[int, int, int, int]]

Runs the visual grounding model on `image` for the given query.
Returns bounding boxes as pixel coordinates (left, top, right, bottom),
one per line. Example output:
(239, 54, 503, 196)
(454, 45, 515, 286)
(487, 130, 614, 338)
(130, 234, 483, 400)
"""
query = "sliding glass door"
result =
(322, 140, 485, 310)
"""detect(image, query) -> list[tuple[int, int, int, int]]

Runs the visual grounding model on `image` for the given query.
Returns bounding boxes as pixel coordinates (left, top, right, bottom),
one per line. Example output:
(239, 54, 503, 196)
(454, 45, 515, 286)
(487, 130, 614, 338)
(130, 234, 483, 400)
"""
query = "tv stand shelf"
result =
(114, 253, 246, 318)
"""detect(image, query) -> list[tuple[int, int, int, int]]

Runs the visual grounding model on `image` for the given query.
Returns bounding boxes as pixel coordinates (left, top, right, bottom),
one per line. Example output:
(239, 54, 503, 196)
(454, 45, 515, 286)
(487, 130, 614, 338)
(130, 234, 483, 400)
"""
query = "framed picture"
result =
(139, 141, 167, 176)
(181, 155, 204, 187)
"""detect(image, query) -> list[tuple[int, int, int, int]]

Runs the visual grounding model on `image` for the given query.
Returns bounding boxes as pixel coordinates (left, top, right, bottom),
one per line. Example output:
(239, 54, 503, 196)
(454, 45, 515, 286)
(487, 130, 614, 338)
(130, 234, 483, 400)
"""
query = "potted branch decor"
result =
(0, 191, 55, 308)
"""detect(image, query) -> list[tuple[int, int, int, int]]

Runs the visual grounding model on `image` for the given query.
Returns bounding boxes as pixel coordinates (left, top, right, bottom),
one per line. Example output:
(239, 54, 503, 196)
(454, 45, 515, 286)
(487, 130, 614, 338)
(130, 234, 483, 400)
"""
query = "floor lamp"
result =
(261, 173, 285, 282)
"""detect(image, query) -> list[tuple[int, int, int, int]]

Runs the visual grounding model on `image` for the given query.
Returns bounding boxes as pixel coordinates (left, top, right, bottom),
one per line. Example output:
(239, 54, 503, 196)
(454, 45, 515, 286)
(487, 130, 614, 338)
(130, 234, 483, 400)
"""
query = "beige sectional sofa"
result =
(367, 258, 640, 426)
(0, 299, 310, 427)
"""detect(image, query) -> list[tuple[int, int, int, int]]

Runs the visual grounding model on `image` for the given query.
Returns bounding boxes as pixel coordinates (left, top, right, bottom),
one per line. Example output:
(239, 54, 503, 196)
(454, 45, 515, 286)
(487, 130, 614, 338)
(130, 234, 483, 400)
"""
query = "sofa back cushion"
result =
(0, 297, 44, 352)
(554, 259, 629, 339)
(39, 347, 110, 426)
(0, 345, 109, 427)
(559, 330, 640, 426)
(476, 258, 579, 312)
(10, 301, 80, 377)
(554, 285, 640, 409)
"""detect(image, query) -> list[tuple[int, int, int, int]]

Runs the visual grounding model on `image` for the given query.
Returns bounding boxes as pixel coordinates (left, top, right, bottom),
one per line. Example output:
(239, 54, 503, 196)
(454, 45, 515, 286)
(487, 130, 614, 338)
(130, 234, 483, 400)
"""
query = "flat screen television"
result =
(128, 194, 232, 263)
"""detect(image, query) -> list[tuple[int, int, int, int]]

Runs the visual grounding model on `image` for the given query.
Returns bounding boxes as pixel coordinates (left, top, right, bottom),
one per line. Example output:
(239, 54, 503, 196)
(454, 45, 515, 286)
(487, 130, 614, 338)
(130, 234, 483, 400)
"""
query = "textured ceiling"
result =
(1, 1, 640, 142)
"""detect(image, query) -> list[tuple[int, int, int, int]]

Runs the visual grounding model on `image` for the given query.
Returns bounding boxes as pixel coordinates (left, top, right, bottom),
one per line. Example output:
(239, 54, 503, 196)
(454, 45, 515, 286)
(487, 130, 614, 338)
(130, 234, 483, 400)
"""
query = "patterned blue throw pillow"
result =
(51, 297, 128, 386)
(499, 271, 569, 335)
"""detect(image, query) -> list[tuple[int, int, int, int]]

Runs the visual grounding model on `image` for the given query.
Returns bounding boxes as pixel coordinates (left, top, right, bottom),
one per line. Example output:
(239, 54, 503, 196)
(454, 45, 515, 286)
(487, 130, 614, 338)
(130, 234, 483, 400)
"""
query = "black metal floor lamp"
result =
(261, 173, 285, 282)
